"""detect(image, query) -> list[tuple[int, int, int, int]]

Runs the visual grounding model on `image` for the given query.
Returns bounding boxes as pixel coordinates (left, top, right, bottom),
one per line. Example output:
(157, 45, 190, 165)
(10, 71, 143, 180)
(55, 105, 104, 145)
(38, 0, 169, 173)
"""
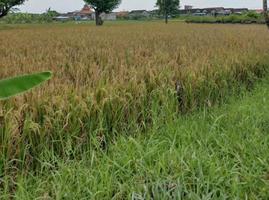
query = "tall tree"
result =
(264, 0, 269, 28)
(0, 0, 25, 18)
(156, 0, 180, 24)
(83, 0, 121, 26)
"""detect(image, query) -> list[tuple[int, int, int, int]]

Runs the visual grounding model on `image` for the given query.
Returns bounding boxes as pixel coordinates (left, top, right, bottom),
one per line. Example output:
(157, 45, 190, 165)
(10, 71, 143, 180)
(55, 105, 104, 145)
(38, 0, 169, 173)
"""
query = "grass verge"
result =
(1, 76, 269, 199)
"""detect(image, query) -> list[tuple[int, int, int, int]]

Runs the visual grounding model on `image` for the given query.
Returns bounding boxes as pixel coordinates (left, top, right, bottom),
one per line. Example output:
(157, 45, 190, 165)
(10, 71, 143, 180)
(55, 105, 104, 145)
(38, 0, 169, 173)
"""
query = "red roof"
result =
(80, 5, 94, 15)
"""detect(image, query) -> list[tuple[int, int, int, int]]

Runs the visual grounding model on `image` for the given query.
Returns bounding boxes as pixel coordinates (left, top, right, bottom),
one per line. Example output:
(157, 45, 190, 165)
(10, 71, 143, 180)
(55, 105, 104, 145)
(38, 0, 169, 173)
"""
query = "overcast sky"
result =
(19, 0, 263, 13)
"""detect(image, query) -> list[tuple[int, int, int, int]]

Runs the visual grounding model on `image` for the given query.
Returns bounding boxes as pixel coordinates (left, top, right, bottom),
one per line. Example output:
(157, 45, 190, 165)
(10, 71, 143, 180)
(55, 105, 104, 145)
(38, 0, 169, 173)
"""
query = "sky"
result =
(19, 0, 263, 14)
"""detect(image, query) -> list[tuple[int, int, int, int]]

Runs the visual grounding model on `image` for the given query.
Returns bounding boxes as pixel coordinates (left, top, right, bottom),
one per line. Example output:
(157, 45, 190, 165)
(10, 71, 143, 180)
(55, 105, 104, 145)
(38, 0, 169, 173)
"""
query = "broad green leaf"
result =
(0, 71, 52, 100)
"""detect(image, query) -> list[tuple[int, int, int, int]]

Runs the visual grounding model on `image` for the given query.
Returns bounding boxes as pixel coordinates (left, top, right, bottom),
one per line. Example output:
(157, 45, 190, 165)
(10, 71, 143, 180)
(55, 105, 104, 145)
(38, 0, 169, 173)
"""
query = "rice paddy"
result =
(0, 22, 269, 198)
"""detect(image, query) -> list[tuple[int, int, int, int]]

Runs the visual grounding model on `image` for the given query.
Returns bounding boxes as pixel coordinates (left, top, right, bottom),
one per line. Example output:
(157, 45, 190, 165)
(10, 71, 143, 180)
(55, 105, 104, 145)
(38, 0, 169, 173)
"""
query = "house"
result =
(129, 10, 150, 19)
(200, 7, 226, 16)
(66, 4, 94, 20)
(193, 12, 207, 16)
(77, 4, 117, 21)
(252, 9, 264, 14)
(184, 5, 193, 10)
(90, 12, 117, 21)
(149, 9, 161, 18)
(179, 7, 248, 16)
(55, 5, 120, 22)
(217, 9, 232, 16)
(179, 7, 226, 15)
(53, 16, 71, 22)
(230, 8, 248, 14)
(80, 4, 94, 16)
(116, 11, 129, 19)
(100, 13, 117, 20)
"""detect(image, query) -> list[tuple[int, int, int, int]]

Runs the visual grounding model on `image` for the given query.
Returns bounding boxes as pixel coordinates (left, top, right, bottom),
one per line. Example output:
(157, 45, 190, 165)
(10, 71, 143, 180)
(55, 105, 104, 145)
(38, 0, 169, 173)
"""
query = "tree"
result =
(45, 8, 59, 18)
(83, 0, 121, 26)
(264, 0, 269, 28)
(0, 0, 25, 18)
(156, 0, 180, 24)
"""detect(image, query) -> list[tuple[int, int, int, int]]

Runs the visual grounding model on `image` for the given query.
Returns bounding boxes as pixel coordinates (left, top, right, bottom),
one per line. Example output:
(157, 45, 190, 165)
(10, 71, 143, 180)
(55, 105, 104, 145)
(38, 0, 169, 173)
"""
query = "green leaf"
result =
(0, 71, 52, 100)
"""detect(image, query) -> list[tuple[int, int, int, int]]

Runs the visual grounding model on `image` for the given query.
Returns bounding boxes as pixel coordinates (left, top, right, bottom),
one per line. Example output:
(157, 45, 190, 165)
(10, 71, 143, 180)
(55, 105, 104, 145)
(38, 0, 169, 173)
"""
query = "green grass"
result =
(1, 76, 269, 199)
(185, 14, 265, 24)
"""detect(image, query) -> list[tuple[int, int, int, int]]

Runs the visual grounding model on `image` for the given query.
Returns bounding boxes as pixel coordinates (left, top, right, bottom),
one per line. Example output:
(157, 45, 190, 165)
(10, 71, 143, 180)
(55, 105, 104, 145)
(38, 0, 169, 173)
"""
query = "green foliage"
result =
(156, 0, 180, 14)
(1, 11, 59, 24)
(45, 8, 59, 18)
(83, 0, 121, 13)
(0, 0, 25, 18)
(156, 0, 180, 23)
(83, 0, 121, 25)
(0, 71, 52, 100)
(246, 11, 260, 19)
(186, 12, 264, 24)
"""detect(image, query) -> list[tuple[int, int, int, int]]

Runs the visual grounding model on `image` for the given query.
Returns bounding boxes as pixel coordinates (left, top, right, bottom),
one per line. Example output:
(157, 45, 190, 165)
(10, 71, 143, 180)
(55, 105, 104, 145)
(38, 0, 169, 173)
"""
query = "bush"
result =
(186, 12, 263, 24)
(246, 11, 260, 19)
(1, 11, 59, 24)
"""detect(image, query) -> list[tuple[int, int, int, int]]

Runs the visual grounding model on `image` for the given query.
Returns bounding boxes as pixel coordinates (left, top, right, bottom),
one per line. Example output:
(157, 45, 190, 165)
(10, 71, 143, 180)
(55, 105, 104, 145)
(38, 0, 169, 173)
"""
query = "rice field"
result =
(0, 22, 269, 197)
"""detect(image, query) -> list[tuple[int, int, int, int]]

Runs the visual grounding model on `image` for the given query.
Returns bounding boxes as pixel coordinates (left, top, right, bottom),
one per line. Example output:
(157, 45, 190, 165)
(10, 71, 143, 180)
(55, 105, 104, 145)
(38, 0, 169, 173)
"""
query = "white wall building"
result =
(91, 12, 117, 21)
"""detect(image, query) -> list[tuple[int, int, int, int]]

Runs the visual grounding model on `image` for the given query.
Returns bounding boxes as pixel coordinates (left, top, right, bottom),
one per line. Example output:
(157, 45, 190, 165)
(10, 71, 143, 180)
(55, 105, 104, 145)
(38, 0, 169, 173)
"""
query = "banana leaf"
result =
(0, 71, 52, 100)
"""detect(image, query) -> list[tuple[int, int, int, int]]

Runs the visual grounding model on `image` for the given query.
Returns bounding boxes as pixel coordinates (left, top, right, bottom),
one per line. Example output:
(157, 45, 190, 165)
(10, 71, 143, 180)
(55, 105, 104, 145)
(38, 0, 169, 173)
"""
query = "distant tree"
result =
(45, 7, 59, 17)
(156, 0, 180, 24)
(83, 0, 121, 26)
(0, 0, 25, 18)
(264, 0, 269, 28)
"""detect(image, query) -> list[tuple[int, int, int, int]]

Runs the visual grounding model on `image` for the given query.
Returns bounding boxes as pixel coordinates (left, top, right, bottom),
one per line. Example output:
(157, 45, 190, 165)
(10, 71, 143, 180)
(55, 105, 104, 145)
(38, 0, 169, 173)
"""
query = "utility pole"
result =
(165, 0, 168, 24)
(264, 0, 269, 28)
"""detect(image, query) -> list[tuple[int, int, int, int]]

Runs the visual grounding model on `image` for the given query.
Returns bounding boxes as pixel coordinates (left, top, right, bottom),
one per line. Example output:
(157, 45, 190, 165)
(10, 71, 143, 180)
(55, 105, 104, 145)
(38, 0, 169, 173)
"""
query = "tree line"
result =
(0, 0, 268, 27)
